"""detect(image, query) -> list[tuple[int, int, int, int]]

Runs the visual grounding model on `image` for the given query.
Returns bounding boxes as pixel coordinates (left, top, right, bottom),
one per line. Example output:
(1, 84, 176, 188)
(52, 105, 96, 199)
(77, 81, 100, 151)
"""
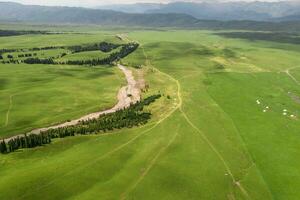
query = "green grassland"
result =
(0, 33, 123, 49)
(0, 64, 124, 138)
(0, 28, 300, 200)
(57, 47, 121, 62)
(0, 33, 127, 138)
(58, 50, 106, 61)
(2, 49, 70, 61)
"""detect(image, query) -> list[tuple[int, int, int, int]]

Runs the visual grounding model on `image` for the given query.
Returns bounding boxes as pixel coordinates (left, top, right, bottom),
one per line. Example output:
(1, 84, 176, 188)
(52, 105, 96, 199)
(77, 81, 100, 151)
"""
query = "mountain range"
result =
(0, 1, 300, 31)
(0, 2, 198, 27)
(98, 1, 300, 21)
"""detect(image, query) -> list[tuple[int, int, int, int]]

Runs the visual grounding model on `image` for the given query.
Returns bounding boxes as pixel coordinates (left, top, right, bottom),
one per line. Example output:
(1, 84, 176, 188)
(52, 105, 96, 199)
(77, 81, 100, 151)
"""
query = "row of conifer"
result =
(0, 94, 161, 154)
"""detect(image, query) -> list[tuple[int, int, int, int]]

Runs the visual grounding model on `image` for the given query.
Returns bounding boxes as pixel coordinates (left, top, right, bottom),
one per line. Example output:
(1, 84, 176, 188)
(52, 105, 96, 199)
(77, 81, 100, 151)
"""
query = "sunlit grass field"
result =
(2, 49, 69, 61)
(0, 28, 300, 200)
(0, 64, 124, 138)
(58, 50, 108, 61)
(0, 33, 126, 137)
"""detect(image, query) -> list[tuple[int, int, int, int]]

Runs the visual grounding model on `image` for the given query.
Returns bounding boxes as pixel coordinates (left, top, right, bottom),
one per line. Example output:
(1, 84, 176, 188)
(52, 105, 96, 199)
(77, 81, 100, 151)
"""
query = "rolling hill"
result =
(98, 1, 300, 21)
(1, 2, 300, 32)
(0, 2, 197, 27)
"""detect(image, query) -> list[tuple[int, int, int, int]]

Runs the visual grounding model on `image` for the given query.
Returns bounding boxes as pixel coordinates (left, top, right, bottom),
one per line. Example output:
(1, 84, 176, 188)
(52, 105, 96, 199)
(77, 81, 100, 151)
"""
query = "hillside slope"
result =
(1, 2, 300, 32)
(0, 2, 197, 27)
(98, 1, 300, 21)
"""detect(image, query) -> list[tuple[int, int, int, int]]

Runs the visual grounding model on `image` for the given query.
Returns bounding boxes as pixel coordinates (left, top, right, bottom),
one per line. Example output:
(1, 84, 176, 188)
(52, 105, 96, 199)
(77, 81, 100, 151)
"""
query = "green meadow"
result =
(2, 49, 69, 61)
(0, 64, 124, 138)
(0, 28, 300, 200)
(58, 50, 108, 62)
(0, 33, 126, 137)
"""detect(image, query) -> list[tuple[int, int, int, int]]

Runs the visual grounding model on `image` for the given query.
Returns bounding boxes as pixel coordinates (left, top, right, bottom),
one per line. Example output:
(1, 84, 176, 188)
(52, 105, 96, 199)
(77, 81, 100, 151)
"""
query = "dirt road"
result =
(4, 64, 141, 142)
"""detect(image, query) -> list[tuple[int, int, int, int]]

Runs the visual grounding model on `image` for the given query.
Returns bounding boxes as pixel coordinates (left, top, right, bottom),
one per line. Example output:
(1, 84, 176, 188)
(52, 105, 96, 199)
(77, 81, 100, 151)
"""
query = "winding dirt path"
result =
(3, 64, 141, 142)
(139, 45, 253, 199)
(285, 68, 300, 85)
(3, 94, 15, 128)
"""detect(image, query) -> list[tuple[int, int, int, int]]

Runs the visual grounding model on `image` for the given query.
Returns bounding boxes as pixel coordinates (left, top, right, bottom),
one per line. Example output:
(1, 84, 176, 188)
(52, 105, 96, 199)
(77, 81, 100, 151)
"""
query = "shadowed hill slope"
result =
(1, 2, 300, 32)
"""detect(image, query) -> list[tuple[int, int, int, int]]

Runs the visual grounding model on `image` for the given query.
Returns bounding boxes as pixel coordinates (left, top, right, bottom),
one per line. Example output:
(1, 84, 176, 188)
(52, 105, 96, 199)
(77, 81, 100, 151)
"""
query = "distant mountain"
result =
(98, 1, 300, 21)
(96, 3, 163, 13)
(146, 2, 272, 21)
(0, 2, 198, 27)
(1, 2, 300, 32)
(276, 15, 300, 22)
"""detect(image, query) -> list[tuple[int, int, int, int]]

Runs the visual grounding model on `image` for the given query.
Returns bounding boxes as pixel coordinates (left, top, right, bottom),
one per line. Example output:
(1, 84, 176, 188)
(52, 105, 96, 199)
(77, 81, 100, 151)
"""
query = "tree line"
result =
(0, 133, 52, 153)
(22, 42, 139, 66)
(0, 41, 136, 66)
(0, 46, 60, 57)
(0, 30, 51, 37)
(65, 42, 139, 66)
(18, 53, 38, 58)
(68, 42, 120, 53)
(0, 49, 17, 56)
(0, 94, 161, 154)
(23, 58, 55, 65)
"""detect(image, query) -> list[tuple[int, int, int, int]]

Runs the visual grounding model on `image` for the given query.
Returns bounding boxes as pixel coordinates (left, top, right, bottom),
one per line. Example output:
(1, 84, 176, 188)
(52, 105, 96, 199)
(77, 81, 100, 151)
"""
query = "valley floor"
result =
(1, 29, 300, 200)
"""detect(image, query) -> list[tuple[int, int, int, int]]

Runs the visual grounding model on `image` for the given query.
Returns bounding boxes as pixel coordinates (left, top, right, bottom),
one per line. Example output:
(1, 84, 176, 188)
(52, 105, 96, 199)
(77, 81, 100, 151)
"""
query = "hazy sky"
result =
(4, 0, 297, 7)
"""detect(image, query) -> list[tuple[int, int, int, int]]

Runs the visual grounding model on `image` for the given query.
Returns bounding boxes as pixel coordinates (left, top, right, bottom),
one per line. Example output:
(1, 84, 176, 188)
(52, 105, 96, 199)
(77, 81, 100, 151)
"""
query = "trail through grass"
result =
(1, 29, 300, 200)
(3, 94, 15, 127)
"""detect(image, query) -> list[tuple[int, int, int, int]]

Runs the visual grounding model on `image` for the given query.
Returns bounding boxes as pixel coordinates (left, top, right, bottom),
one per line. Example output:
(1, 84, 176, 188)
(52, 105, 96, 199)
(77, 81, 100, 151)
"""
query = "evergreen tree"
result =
(0, 140, 7, 154)
(7, 54, 13, 59)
